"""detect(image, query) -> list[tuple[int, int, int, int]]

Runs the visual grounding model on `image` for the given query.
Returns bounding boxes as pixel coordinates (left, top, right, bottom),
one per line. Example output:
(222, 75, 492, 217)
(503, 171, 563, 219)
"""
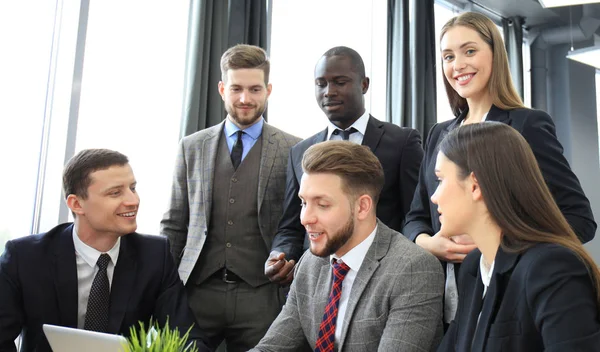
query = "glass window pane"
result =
(75, 1, 189, 235)
(269, 0, 387, 137)
(434, 2, 459, 122)
(0, 2, 58, 250)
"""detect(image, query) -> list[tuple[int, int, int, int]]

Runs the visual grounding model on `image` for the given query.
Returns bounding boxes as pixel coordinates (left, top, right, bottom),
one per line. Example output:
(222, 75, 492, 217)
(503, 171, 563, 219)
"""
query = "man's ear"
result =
(355, 194, 373, 221)
(66, 194, 85, 216)
(218, 81, 226, 101)
(470, 172, 482, 201)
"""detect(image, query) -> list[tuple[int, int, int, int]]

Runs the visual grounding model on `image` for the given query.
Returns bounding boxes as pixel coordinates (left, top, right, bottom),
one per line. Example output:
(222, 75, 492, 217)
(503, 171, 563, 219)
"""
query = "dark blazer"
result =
(252, 221, 444, 352)
(438, 244, 600, 351)
(272, 115, 424, 261)
(0, 223, 210, 352)
(404, 105, 596, 247)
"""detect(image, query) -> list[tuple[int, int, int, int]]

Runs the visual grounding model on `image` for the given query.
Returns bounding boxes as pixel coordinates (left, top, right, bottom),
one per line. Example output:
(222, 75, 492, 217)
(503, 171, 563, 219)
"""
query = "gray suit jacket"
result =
(252, 221, 444, 352)
(160, 121, 301, 284)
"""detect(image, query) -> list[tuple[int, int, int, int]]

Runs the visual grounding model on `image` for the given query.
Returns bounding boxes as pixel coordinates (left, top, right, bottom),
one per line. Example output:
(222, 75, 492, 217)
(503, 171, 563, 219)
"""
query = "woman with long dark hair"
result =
(403, 11, 596, 326)
(434, 122, 600, 351)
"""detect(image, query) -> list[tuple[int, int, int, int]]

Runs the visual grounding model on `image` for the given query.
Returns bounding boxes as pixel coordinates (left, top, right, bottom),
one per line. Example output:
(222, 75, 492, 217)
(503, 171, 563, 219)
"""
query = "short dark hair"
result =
(62, 149, 129, 200)
(220, 44, 270, 84)
(322, 46, 366, 78)
(302, 141, 384, 204)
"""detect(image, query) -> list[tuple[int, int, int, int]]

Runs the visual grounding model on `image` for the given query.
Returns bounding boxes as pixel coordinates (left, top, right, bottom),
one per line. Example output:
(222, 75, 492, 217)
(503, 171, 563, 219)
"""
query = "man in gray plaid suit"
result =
(161, 44, 301, 352)
(252, 141, 444, 352)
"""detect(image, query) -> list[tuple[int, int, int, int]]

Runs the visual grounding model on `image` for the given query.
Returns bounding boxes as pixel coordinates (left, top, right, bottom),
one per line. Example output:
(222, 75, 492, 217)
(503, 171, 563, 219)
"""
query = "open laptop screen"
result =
(43, 324, 128, 352)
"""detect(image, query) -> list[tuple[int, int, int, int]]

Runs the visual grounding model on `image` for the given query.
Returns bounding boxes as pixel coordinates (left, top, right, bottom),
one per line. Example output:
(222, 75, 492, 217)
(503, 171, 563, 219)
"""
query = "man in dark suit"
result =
(265, 46, 424, 283)
(160, 44, 301, 351)
(0, 149, 209, 352)
(252, 141, 443, 351)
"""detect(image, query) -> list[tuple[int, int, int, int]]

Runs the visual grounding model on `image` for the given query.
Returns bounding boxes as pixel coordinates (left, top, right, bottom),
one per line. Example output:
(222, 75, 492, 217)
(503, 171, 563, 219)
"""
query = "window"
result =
(434, 2, 460, 122)
(1, 1, 191, 246)
(268, 0, 387, 138)
(0, 1, 58, 250)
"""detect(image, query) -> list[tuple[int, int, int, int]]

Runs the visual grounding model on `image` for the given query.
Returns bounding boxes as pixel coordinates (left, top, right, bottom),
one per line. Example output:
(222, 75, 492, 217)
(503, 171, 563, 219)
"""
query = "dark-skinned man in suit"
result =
(265, 46, 424, 284)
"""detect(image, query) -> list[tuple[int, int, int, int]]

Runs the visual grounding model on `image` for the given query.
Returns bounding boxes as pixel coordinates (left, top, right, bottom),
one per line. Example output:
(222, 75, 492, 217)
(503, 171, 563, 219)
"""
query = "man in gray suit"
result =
(161, 44, 301, 351)
(252, 141, 444, 352)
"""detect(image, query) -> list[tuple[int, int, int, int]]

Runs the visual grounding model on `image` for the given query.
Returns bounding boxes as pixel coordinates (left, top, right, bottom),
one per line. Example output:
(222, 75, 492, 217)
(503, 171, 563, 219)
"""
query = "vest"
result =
(189, 132, 270, 287)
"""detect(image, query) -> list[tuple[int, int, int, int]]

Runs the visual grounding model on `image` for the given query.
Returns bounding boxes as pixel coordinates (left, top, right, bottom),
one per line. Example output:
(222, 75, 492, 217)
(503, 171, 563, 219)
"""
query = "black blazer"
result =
(438, 244, 600, 351)
(404, 105, 596, 246)
(0, 223, 210, 352)
(271, 115, 424, 261)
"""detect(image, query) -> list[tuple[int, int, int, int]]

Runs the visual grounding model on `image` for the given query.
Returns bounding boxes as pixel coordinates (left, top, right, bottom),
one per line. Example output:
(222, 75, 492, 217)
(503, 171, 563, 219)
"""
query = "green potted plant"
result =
(123, 319, 198, 352)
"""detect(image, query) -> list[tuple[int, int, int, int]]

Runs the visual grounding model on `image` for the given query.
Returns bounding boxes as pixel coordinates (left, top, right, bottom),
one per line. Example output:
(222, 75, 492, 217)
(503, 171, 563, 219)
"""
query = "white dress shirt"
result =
(330, 225, 377, 346)
(326, 110, 370, 144)
(72, 227, 120, 329)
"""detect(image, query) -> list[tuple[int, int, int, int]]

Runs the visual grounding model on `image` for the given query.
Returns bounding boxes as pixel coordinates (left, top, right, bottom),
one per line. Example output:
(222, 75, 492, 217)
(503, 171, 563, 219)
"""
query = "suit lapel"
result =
(486, 105, 512, 124)
(338, 221, 388, 347)
(53, 224, 79, 328)
(470, 247, 519, 352)
(108, 235, 137, 334)
(312, 259, 334, 344)
(257, 123, 277, 213)
(456, 254, 484, 351)
(361, 116, 384, 152)
(201, 122, 223, 226)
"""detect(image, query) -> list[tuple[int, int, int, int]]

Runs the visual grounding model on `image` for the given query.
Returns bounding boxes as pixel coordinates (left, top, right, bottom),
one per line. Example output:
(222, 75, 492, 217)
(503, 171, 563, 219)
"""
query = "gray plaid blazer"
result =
(160, 121, 301, 284)
(251, 221, 445, 352)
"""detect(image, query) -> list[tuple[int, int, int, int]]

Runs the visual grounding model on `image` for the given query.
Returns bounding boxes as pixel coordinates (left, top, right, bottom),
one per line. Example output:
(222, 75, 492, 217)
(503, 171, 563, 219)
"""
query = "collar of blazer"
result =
(318, 115, 384, 153)
(51, 223, 138, 333)
(463, 245, 521, 352)
(444, 105, 512, 133)
(337, 220, 392, 346)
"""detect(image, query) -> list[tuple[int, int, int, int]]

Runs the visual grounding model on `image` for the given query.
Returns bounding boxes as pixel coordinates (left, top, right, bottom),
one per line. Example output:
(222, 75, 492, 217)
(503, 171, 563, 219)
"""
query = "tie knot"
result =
(332, 259, 350, 280)
(235, 130, 244, 142)
(96, 254, 111, 271)
(333, 127, 358, 141)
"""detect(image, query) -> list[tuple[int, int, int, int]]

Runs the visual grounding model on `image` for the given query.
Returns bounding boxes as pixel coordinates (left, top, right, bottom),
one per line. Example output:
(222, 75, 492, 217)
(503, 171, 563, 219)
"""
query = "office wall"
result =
(546, 44, 600, 260)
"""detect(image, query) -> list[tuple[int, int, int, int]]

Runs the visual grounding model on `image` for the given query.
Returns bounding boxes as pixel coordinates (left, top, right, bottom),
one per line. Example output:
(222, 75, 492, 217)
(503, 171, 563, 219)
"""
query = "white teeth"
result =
(119, 212, 136, 217)
(309, 233, 321, 239)
(458, 74, 473, 82)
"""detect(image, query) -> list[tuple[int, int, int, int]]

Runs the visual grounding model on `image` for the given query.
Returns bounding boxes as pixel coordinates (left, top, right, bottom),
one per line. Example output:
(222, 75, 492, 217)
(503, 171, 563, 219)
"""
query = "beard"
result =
(226, 101, 267, 128)
(310, 214, 355, 258)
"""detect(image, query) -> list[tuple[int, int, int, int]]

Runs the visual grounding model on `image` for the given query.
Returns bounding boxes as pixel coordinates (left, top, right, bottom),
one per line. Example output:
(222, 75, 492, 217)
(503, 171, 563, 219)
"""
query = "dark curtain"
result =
(387, 0, 437, 140)
(503, 16, 524, 100)
(180, 0, 268, 138)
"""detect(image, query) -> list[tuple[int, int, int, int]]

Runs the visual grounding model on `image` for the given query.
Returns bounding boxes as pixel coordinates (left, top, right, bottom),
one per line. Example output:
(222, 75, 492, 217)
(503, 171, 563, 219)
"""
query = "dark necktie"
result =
(333, 127, 358, 141)
(314, 260, 351, 352)
(231, 130, 244, 170)
(84, 253, 111, 332)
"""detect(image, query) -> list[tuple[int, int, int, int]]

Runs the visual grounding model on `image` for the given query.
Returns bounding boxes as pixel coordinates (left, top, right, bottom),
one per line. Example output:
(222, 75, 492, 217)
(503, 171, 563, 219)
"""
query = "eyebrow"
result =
(441, 41, 478, 52)
(102, 181, 136, 193)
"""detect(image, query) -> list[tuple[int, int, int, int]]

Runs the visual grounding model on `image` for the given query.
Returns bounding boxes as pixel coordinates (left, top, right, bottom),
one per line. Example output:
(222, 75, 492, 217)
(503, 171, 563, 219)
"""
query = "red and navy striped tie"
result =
(314, 259, 351, 352)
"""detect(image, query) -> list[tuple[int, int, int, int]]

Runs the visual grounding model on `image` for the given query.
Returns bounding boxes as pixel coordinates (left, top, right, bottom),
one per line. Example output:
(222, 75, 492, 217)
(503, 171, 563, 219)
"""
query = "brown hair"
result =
(440, 12, 525, 116)
(439, 122, 600, 306)
(301, 141, 384, 205)
(63, 149, 129, 199)
(220, 44, 270, 85)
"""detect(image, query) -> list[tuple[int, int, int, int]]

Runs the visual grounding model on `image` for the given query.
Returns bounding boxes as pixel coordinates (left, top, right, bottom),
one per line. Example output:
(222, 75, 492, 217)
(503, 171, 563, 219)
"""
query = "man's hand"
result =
(265, 251, 296, 285)
(415, 232, 477, 263)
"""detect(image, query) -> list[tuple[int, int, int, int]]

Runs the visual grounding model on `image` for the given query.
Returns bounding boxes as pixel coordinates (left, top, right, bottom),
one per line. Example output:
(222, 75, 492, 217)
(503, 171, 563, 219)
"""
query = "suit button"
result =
(226, 242, 232, 248)
(227, 220, 234, 225)
(229, 198, 235, 204)
(231, 177, 238, 183)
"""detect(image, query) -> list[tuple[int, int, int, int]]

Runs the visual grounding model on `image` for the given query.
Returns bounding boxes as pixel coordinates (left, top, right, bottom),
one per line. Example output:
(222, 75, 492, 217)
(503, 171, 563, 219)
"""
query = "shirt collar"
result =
(479, 254, 495, 288)
(72, 226, 121, 269)
(224, 116, 264, 140)
(326, 110, 369, 141)
(330, 224, 377, 272)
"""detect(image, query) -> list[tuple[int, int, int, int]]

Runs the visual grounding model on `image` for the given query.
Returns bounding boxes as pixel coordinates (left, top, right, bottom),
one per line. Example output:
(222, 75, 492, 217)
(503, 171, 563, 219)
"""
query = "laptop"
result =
(42, 324, 128, 352)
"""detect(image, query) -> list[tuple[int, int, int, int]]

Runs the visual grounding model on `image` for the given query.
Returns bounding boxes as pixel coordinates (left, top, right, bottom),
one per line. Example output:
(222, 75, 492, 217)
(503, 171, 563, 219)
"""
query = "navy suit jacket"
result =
(438, 244, 600, 351)
(0, 223, 210, 352)
(404, 106, 596, 275)
(271, 115, 424, 261)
